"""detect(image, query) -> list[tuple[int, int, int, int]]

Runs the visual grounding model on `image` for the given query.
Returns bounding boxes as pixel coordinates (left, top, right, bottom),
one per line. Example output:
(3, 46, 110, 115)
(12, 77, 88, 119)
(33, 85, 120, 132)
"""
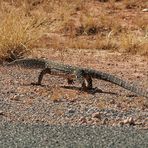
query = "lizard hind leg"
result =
(75, 70, 87, 90)
(75, 70, 93, 91)
(83, 75, 102, 94)
(84, 75, 93, 89)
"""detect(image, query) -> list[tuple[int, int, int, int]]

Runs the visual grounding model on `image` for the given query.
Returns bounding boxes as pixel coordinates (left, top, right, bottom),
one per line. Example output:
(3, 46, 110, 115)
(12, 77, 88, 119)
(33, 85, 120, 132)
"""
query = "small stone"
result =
(92, 118, 100, 124)
(123, 117, 135, 125)
(123, 118, 128, 124)
(92, 112, 101, 120)
(10, 95, 20, 101)
(102, 118, 108, 125)
(115, 103, 121, 108)
(112, 123, 116, 126)
(128, 117, 135, 125)
(79, 117, 87, 124)
(142, 8, 148, 12)
(119, 121, 124, 126)
(0, 110, 4, 115)
(68, 109, 75, 114)
(87, 117, 92, 122)
(87, 118, 94, 125)
(109, 99, 115, 104)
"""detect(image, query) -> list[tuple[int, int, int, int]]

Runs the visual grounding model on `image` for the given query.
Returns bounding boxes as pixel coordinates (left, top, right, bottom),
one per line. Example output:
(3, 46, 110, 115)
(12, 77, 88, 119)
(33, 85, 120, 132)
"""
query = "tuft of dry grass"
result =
(76, 15, 100, 36)
(119, 32, 148, 55)
(134, 16, 148, 31)
(0, 2, 47, 62)
(123, 0, 148, 9)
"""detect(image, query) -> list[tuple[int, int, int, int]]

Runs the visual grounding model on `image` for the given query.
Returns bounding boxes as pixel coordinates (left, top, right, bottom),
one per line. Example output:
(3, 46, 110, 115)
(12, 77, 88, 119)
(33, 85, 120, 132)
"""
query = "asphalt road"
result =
(0, 122, 148, 148)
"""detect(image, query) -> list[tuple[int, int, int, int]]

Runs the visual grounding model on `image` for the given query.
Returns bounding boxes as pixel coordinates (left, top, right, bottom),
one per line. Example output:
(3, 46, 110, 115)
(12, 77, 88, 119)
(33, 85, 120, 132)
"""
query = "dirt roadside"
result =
(0, 49, 148, 129)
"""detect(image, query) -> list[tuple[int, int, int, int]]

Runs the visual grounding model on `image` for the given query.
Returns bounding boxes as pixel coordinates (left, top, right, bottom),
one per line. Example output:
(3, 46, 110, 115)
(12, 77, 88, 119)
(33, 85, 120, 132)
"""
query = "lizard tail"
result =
(6, 58, 47, 69)
(89, 70, 148, 98)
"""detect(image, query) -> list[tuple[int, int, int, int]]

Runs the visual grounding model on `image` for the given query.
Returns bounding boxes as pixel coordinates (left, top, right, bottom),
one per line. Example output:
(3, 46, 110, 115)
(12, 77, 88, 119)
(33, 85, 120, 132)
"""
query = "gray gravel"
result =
(0, 57, 148, 148)
(0, 122, 148, 148)
(0, 66, 148, 126)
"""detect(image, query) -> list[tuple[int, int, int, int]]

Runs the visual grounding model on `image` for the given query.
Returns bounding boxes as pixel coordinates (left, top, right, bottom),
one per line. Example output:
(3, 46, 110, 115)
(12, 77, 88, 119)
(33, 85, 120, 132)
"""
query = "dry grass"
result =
(134, 16, 148, 31)
(0, 0, 147, 61)
(0, 1, 47, 61)
(123, 0, 148, 9)
(119, 32, 148, 55)
(64, 35, 117, 50)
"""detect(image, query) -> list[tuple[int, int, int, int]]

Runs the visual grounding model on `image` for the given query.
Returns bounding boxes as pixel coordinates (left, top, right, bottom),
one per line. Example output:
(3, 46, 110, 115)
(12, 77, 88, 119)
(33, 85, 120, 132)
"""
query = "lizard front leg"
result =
(31, 68, 51, 85)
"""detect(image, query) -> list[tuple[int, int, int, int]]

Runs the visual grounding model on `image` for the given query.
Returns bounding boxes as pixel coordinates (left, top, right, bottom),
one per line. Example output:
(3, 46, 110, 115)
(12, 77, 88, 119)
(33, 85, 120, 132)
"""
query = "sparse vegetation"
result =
(0, 2, 48, 61)
(0, 0, 147, 61)
(119, 32, 148, 55)
(123, 0, 147, 9)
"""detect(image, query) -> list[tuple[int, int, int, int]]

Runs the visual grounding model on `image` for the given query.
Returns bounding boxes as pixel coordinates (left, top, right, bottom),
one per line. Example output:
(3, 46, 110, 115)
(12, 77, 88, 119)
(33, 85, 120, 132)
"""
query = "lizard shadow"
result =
(23, 83, 118, 95)
(61, 85, 118, 95)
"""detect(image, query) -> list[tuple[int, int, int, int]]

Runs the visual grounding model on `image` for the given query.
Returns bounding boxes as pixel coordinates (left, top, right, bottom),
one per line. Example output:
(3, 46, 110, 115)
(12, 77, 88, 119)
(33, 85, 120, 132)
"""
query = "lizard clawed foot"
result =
(67, 79, 74, 85)
(82, 87, 103, 94)
(87, 87, 103, 94)
(31, 82, 42, 86)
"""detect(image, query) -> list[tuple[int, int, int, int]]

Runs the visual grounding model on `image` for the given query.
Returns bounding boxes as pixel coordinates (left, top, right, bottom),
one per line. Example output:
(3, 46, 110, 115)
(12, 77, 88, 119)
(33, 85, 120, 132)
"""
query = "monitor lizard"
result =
(6, 58, 148, 98)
